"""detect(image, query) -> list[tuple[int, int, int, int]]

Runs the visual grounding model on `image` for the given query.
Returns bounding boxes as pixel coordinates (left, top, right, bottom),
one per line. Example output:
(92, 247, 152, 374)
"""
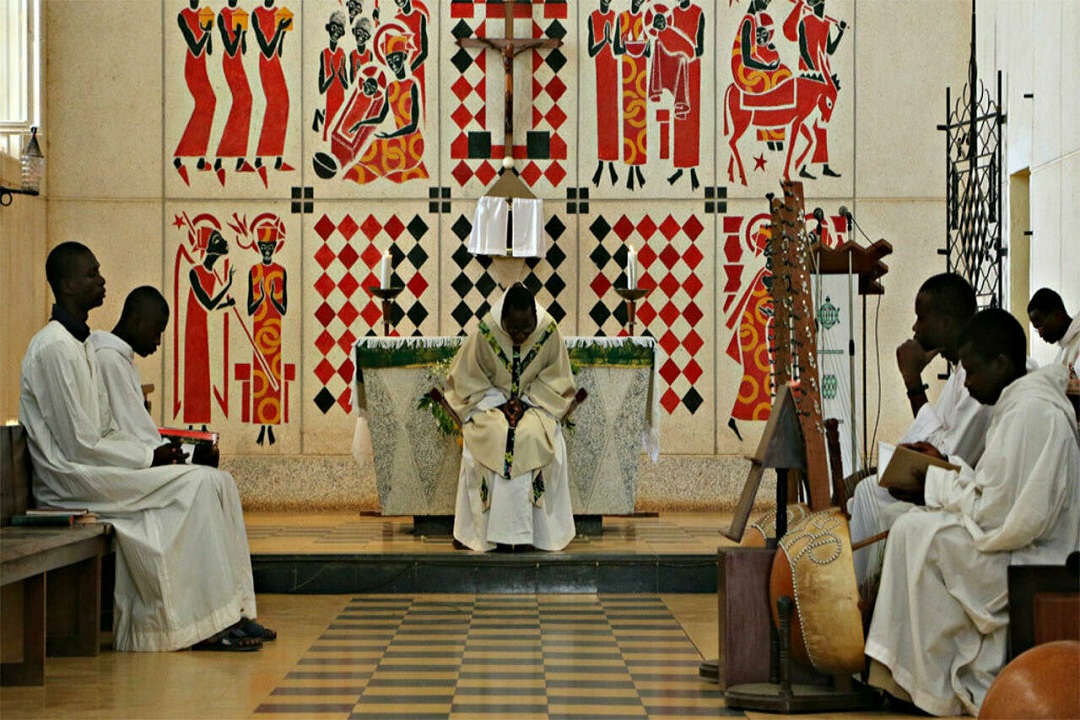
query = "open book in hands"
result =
(878, 441, 960, 491)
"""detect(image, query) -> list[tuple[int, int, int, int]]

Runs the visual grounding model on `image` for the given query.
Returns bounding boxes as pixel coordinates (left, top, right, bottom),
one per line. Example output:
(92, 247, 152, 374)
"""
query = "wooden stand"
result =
(724, 595, 881, 713)
(368, 286, 404, 337)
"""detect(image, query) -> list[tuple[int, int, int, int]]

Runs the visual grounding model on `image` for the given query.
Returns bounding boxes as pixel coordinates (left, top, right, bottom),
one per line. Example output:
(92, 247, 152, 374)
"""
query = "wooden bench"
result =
(1, 424, 111, 686)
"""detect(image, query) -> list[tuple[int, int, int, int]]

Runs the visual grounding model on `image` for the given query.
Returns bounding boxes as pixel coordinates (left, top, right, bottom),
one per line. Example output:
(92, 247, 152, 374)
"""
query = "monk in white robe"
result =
(20, 244, 262, 652)
(866, 309, 1080, 716)
(87, 287, 170, 447)
(446, 283, 577, 551)
(850, 274, 990, 586)
(1028, 287, 1080, 370)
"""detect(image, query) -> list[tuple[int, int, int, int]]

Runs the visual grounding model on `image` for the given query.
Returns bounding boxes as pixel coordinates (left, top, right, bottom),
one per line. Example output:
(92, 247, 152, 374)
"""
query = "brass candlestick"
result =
(614, 286, 648, 336)
(368, 286, 405, 336)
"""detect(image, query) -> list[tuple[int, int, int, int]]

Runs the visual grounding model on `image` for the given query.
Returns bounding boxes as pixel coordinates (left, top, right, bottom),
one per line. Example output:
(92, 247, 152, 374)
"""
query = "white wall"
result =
(982, 0, 1080, 366)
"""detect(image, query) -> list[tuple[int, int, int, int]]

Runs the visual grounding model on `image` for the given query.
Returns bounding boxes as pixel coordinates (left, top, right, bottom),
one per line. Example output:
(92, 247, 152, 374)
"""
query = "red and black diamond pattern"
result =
(586, 213, 707, 415)
(311, 213, 435, 415)
(447, 211, 571, 336)
(448, 1, 569, 191)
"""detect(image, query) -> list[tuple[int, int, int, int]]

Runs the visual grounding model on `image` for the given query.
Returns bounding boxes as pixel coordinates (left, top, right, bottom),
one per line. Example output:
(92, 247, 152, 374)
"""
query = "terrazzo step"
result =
(252, 551, 717, 594)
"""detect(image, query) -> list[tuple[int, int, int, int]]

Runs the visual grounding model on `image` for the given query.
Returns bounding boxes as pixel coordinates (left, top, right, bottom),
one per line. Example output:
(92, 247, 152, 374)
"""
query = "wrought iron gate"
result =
(938, 6, 1006, 310)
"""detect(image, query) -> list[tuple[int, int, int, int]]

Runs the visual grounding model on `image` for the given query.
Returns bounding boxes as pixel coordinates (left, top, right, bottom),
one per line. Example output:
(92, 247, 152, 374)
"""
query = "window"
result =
(1, 0, 41, 156)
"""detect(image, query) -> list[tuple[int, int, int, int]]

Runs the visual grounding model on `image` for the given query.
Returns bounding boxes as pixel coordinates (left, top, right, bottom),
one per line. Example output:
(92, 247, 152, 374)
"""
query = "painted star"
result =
(172, 214, 187, 229)
(753, 154, 767, 172)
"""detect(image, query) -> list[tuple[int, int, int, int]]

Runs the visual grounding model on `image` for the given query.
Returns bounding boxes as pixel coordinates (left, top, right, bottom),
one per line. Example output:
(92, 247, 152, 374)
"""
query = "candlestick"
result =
(368, 286, 405, 336)
(614, 286, 648, 336)
(378, 251, 392, 289)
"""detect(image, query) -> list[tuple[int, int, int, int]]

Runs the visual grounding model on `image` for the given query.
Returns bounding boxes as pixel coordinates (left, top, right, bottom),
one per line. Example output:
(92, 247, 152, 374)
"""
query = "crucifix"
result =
(456, 0, 563, 174)
(456, 0, 563, 283)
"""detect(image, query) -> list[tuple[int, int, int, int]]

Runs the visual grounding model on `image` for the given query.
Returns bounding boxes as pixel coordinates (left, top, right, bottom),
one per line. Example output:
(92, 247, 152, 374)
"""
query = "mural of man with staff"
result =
(173, 215, 236, 429)
(783, 0, 846, 178)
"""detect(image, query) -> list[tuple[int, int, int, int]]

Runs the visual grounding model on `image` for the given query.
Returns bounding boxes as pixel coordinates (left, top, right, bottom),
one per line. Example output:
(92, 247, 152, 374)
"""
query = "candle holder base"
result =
(367, 286, 405, 336)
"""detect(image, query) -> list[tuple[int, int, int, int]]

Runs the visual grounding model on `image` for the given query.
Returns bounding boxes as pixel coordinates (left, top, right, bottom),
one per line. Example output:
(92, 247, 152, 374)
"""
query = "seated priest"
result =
(849, 274, 991, 589)
(865, 308, 1080, 716)
(19, 242, 273, 652)
(445, 282, 577, 552)
(87, 285, 217, 465)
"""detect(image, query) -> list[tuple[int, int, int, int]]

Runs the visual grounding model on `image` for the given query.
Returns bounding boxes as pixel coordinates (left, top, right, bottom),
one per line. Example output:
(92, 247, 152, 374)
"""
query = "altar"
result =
(352, 336, 659, 524)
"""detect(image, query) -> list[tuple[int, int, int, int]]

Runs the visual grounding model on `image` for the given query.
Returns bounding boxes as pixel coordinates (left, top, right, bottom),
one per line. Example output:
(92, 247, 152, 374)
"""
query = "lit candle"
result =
(626, 245, 637, 289)
(378, 251, 391, 289)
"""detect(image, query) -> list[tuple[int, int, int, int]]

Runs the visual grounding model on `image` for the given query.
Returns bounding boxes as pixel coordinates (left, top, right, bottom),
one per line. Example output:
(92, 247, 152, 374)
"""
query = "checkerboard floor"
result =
(253, 595, 734, 720)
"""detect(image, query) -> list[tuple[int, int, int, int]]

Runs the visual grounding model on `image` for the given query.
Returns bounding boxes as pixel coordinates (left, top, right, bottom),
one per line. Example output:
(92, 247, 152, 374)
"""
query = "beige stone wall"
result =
(0, 153, 48, 423)
(2, 0, 986, 510)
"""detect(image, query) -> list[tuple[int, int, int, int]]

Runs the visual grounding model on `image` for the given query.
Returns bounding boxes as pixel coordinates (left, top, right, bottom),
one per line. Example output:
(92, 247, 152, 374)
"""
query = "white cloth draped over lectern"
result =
(468, 196, 546, 258)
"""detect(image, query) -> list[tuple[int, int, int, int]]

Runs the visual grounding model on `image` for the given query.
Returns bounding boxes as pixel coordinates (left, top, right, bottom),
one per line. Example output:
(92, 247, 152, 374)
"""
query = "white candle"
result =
(626, 245, 637, 289)
(378, 251, 391, 289)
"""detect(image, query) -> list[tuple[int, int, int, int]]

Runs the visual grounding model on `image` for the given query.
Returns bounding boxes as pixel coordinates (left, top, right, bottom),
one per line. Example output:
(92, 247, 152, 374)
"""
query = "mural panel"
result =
(164, 203, 300, 454)
(165, 0, 302, 195)
(576, 0, 717, 199)
(303, 0, 439, 196)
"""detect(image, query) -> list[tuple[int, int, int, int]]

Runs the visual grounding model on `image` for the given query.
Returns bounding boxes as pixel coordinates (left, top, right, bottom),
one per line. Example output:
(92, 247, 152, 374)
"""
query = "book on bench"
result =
(11, 508, 100, 526)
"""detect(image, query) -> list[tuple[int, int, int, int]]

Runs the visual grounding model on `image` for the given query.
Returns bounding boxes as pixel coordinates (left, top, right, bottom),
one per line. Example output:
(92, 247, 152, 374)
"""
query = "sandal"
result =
(192, 627, 262, 652)
(239, 617, 277, 641)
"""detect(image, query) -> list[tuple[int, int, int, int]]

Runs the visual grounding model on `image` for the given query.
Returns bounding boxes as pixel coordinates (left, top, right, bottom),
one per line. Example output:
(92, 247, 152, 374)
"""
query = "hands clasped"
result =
(501, 398, 526, 428)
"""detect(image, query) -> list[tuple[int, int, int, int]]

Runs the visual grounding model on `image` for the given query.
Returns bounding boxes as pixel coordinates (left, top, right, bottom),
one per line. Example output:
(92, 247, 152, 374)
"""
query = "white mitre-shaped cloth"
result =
(468, 196, 546, 258)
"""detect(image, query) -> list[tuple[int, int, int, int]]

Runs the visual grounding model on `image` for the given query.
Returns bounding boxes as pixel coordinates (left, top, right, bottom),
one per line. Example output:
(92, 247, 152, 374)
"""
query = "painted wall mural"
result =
(724, 0, 847, 184)
(310, 0, 431, 184)
(171, 0, 298, 189)
(158, 0, 860, 457)
(171, 211, 296, 447)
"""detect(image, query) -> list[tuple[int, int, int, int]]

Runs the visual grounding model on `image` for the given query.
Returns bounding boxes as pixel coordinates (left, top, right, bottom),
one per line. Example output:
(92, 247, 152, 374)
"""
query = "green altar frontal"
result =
(353, 337, 659, 518)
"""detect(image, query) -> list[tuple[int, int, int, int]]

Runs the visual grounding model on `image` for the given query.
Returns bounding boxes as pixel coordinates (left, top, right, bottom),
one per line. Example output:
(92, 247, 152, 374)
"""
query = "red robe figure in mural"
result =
(315, 12, 349, 142)
(390, 0, 428, 115)
(588, 1, 620, 187)
(247, 221, 287, 446)
(174, 1, 216, 185)
(349, 17, 375, 82)
(784, 0, 845, 177)
(726, 219, 774, 430)
(667, 1, 705, 188)
(184, 230, 235, 427)
(331, 66, 387, 167)
(215, 1, 253, 176)
(253, 0, 292, 183)
(345, 30, 428, 184)
(615, 1, 649, 191)
(730, 0, 792, 145)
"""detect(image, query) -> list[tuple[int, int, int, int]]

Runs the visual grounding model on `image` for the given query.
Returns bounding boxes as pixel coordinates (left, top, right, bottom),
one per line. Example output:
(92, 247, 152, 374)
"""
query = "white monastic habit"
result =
(1054, 313, 1080, 372)
(87, 330, 162, 447)
(446, 291, 576, 551)
(20, 321, 256, 652)
(849, 363, 993, 584)
(468, 196, 546, 257)
(866, 364, 1080, 716)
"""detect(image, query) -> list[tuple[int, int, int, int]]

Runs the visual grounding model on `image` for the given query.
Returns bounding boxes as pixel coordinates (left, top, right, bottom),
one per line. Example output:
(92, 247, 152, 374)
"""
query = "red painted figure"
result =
(588, 1, 620, 187)
(174, 1, 216, 184)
